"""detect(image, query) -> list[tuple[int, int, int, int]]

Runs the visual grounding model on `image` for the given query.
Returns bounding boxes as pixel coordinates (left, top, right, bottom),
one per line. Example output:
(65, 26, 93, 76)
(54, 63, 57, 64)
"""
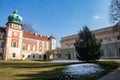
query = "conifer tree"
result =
(74, 26, 101, 62)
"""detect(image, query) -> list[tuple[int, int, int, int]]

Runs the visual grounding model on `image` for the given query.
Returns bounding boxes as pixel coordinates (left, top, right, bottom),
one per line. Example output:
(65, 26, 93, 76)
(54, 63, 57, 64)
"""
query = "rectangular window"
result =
(22, 55, 24, 58)
(33, 55, 35, 58)
(39, 55, 41, 58)
(100, 49, 104, 56)
(58, 53, 61, 58)
(117, 36, 120, 40)
(28, 55, 30, 58)
(108, 37, 112, 41)
(13, 53, 15, 57)
(100, 39, 103, 42)
(0, 42, 4, 48)
(119, 48, 120, 56)
(0, 53, 2, 57)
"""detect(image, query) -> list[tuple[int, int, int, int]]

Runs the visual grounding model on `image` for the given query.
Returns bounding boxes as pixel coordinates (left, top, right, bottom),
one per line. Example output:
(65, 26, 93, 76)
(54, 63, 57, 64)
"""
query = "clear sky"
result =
(0, 0, 112, 47)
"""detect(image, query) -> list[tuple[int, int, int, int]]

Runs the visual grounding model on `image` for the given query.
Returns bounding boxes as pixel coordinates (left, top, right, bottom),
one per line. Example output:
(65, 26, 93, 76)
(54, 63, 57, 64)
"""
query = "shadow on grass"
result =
(15, 67, 66, 80)
(14, 66, 107, 80)
(0, 61, 78, 80)
(0, 61, 119, 80)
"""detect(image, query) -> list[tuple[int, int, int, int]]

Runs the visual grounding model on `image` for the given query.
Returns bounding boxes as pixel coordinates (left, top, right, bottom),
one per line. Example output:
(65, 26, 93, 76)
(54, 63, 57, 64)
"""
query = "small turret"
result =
(49, 35, 56, 50)
(6, 10, 23, 30)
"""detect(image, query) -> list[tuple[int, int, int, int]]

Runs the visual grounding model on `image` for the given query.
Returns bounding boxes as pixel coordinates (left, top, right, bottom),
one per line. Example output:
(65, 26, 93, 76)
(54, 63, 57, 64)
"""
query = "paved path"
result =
(98, 67, 120, 80)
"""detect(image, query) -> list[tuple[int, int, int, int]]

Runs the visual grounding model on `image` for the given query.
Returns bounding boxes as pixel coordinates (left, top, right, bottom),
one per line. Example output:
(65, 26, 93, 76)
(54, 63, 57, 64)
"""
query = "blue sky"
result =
(0, 0, 112, 47)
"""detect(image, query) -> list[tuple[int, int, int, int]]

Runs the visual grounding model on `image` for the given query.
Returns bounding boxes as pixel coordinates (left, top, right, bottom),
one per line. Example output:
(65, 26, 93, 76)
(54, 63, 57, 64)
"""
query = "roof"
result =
(0, 27, 5, 32)
(8, 10, 22, 24)
(48, 35, 56, 39)
(23, 31, 49, 41)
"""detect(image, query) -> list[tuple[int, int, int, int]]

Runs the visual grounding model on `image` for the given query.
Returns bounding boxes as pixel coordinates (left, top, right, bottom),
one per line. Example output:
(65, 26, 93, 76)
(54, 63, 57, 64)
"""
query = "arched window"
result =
(12, 42, 17, 47)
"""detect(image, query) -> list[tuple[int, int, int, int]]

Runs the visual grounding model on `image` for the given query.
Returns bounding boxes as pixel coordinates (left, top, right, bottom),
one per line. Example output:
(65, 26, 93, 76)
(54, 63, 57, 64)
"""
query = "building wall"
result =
(50, 48, 76, 60)
(5, 24, 23, 60)
(0, 23, 56, 60)
(51, 26, 120, 60)
(60, 34, 77, 49)
(22, 38, 50, 60)
(0, 10, 56, 60)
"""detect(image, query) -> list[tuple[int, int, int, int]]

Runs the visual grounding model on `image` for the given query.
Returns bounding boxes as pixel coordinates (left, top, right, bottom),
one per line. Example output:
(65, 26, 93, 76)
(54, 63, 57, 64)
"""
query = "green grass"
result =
(0, 60, 119, 80)
(0, 60, 76, 80)
(97, 61, 120, 71)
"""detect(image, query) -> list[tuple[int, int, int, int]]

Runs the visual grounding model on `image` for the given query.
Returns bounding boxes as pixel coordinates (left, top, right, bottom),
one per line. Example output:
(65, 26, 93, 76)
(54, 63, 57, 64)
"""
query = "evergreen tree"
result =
(74, 26, 101, 62)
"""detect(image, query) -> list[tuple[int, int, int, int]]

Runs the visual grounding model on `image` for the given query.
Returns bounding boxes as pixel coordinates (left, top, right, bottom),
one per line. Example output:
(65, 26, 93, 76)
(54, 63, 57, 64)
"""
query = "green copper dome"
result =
(8, 10, 23, 24)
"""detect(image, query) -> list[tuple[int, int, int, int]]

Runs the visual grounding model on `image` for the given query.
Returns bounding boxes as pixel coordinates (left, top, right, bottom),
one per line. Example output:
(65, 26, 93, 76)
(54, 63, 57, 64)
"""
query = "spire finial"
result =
(13, 7, 18, 14)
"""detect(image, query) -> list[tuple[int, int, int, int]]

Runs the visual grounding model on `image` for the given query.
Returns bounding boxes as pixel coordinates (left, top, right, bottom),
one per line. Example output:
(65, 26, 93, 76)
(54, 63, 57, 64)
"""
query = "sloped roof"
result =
(0, 27, 5, 32)
(23, 31, 49, 41)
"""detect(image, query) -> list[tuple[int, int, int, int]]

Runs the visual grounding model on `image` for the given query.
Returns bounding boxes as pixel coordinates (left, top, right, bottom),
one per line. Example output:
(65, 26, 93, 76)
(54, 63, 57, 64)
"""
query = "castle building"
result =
(51, 26, 120, 60)
(0, 10, 56, 60)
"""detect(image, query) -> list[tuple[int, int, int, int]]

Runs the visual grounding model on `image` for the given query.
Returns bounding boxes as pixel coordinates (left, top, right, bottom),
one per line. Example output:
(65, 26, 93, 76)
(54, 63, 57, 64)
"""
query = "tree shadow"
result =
(15, 67, 66, 80)
(0, 61, 80, 80)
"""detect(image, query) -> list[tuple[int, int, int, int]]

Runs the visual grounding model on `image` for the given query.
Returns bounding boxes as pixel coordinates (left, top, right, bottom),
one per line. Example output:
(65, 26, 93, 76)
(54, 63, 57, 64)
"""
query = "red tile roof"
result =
(0, 27, 5, 32)
(0, 27, 55, 41)
(23, 31, 49, 41)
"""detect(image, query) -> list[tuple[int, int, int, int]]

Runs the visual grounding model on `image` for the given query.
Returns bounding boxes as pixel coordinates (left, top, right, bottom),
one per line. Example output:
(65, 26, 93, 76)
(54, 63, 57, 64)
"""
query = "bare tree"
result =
(110, 0, 120, 24)
(22, 22, 36, 33)
(110, 0, 120, 57)
(109, 0, 120, 32)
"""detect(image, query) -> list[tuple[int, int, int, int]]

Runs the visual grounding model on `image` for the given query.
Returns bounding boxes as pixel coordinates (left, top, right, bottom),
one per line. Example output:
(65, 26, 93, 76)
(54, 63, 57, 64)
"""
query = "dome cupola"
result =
(8, 10, 23, 24)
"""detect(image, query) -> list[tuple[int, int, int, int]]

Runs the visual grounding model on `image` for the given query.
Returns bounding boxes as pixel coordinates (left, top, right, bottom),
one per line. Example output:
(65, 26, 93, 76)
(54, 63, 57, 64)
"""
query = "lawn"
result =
(0, 60, 77, 80)
(0, 60, 119, 80)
